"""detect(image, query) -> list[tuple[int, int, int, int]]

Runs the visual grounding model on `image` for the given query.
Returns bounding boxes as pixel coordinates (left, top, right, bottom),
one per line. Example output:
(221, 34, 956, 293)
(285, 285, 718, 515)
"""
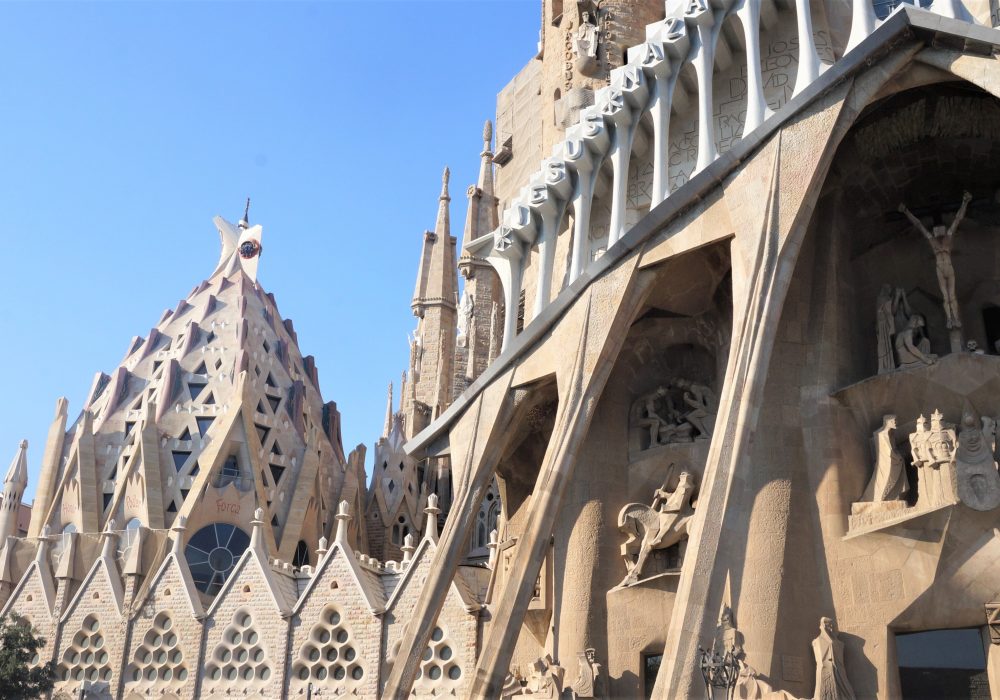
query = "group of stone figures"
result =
(859, 408, 1000, 513)
(877, 191, 973, 373)
(636, 379, 718, 449)
(709, 608, 857, 700)
(502, 649, 607, 698)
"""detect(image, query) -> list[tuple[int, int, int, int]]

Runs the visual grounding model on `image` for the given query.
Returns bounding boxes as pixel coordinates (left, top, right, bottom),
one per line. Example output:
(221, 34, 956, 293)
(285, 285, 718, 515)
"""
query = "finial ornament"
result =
(239, 197, 251, 229)
(18, 440, 27, 450)
(483, 120, 493, 145)
(440, 167, 451, 201)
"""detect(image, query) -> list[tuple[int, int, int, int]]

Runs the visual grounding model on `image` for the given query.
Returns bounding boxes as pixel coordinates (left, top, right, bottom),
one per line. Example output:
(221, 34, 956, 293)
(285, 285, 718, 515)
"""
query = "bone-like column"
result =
(530, 160, 571, 316)
(492, 227, 525, 352)
(737, 0, 770, 133)
(563, 109, 610, 282)
(686, 0, 722, 174)
(846, 0, 877, 52)
(604, 64, 649, 248)
(792, 0, 823, 96)
(634, 21, 687, 207)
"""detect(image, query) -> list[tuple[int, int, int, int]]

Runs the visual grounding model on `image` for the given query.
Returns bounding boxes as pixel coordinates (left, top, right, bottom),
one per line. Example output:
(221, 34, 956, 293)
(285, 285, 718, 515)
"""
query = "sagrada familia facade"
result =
(5, 0, 1000, 697)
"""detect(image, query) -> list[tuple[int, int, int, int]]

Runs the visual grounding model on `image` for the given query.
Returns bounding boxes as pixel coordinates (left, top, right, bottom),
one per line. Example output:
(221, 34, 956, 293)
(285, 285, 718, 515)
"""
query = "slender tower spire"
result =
(383, 382, 394, 439)
(0, 441, 28, 540)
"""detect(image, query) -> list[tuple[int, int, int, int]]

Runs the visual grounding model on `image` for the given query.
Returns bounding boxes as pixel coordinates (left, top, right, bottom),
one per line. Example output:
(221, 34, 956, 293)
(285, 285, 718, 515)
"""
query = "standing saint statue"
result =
(812, 617, 856, 700)
(862, 415, 908, 503)
(898, 191, 972, 330)
(876, 285, 911, 374)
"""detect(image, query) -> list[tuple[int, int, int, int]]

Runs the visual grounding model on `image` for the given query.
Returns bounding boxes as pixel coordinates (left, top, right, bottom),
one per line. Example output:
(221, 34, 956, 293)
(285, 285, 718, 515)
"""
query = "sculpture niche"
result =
(633, 378, 718, 452)
(617, 465, 696, 586)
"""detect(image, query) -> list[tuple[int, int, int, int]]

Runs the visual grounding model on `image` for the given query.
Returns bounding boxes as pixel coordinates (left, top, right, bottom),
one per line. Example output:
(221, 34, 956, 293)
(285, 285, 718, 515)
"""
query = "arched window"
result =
(293, 540, 310, 568)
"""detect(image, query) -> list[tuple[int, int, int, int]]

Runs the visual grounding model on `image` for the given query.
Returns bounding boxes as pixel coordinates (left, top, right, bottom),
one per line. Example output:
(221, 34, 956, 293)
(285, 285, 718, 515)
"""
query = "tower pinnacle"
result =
(239, 197, 251, 229)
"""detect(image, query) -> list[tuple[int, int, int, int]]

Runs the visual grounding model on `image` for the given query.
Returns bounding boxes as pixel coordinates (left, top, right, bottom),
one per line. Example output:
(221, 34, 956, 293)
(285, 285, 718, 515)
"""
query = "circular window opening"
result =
(184, 523, 251, 595)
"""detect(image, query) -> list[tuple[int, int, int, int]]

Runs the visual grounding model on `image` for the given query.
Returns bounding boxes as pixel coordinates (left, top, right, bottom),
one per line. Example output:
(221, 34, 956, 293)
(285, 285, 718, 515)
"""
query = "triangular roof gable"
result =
(293, 542, 384, 616)
(1, 556, 56, 618)
(60, 547, 125, 622)
(132, 548, 204, 620)
(384, 537, 479, 613)
(204, 544, 292, 618)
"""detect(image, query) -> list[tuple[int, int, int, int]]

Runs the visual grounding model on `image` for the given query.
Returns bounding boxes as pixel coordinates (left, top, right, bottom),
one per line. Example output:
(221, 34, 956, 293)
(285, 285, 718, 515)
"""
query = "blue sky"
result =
(0, 1, 538, 499)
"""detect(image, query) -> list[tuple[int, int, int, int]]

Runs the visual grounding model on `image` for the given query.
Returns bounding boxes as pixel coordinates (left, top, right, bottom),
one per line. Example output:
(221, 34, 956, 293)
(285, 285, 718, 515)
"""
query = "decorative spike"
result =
(334, 500, 351, 544)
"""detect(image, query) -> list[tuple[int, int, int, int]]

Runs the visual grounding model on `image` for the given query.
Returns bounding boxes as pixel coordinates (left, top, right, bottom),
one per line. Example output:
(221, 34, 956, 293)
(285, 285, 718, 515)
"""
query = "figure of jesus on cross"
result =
(898, 191, 972, 331)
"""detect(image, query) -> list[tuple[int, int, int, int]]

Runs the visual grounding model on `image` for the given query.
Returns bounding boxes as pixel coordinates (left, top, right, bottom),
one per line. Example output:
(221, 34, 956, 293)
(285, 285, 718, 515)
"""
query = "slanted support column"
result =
(736, 0, 770, 133)
(381, 374, 520, 699)
(493, 227, 525, 352)
(470, 262, 651, 699)
(29, 397, 68, 538)
(793, 0, 823, 96)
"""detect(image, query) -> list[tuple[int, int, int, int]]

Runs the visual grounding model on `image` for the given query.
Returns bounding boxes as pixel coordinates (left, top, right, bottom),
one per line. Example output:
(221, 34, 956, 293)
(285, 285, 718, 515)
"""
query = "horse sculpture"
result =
(618, 467, 696, 586)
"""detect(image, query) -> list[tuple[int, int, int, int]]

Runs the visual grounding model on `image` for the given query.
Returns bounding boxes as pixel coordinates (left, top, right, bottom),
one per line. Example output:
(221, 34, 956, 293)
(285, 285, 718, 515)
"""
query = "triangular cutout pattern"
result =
(196, 416, 215, 436)
(202, 393, 216, 406)
(172, 452, 190, 472)
(267, 395, 280, 413)
(269, 464, 286, 485)
(193, 361, 208, 375)
(178, 427, 192, 442)
(187, 381, 207, 401)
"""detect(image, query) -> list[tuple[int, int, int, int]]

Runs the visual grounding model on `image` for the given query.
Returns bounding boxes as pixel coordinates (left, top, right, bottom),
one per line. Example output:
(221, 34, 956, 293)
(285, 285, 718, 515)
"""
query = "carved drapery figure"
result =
(861, 415, 908, 503)
(909, 415, 933, 505)
(633, 379, 714, 451)
(925, 410, 957, 505)
(457, 291, 475, 348)
(569, 649, 606, 699)
(812, 617, 856, 700)
(876, 285, 912, 374)
(954, 410, 1000, 511)
(618, 466, 696, 586)
(523, 655, 565, 698)
(895, 314, 937, 369)
(572, 10, 600, 77)
(899, 191, 972, 330)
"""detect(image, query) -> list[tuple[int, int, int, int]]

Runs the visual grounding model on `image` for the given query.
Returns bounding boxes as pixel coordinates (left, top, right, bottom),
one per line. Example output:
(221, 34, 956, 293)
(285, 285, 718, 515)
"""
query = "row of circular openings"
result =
(136, 647, 184, 666)
(416, 663, 462, 681)
(63, 648, 110, 666)
(142, 629, 179, 650)
(224, 627, 260, 647)
(206, 664, 272, 682)
(301, 643, 357, 664)
(60, 665, 113, 683)
(215, 646, 266, 665)
(294, 662, 364, 682)
(129, 665, 189, 683)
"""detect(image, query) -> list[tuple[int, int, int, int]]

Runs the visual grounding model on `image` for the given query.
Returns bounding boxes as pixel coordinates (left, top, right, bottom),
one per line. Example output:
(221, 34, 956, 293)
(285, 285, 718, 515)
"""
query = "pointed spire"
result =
(383, 382, 394, 439)
(0, 441, 28, 540)
(101, 519, 118, 560)
(461, 120, 499, 256)
(4, 440, 27, 488)
(424, 493, 441, 543)
(316, 536, 329, 561)
(412, 166, 457, 315)
(334, 500, 351, 545)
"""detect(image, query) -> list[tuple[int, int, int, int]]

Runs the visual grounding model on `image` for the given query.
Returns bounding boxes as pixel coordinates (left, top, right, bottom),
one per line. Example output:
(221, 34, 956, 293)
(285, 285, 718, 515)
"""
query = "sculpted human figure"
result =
(618, 467, 696, 586)
(570, 649, 606, 699)
(862, 415, 908, 503)
(926, 410, 957, 504)
(895, 314, 937, 369)
(674, 378, 718, 439)
(899, 191, 972, 330)
(636, 388, 670, 448)
(876, 285, 908, 374)
(812, 617, 856, 700)
(909, 415, 932, 504)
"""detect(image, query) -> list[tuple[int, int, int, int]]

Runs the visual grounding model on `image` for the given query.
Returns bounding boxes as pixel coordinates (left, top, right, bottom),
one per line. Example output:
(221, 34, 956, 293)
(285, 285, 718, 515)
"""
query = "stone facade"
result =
(8, 0, 1000, 698)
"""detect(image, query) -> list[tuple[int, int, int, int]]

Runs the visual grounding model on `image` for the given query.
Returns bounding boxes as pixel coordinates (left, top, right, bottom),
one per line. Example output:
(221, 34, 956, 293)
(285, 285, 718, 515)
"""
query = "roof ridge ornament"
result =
(211, 200, 264, 283)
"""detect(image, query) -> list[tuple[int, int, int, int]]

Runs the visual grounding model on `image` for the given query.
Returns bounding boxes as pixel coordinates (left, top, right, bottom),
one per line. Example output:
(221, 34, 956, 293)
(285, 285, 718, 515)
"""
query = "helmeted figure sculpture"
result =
(861, 415, 908, 503)
(618, 466, 696, 586)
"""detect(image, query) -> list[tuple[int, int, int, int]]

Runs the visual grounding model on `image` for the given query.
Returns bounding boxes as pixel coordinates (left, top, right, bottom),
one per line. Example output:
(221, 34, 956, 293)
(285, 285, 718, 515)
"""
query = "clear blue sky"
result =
(0, 1, 538, 499)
